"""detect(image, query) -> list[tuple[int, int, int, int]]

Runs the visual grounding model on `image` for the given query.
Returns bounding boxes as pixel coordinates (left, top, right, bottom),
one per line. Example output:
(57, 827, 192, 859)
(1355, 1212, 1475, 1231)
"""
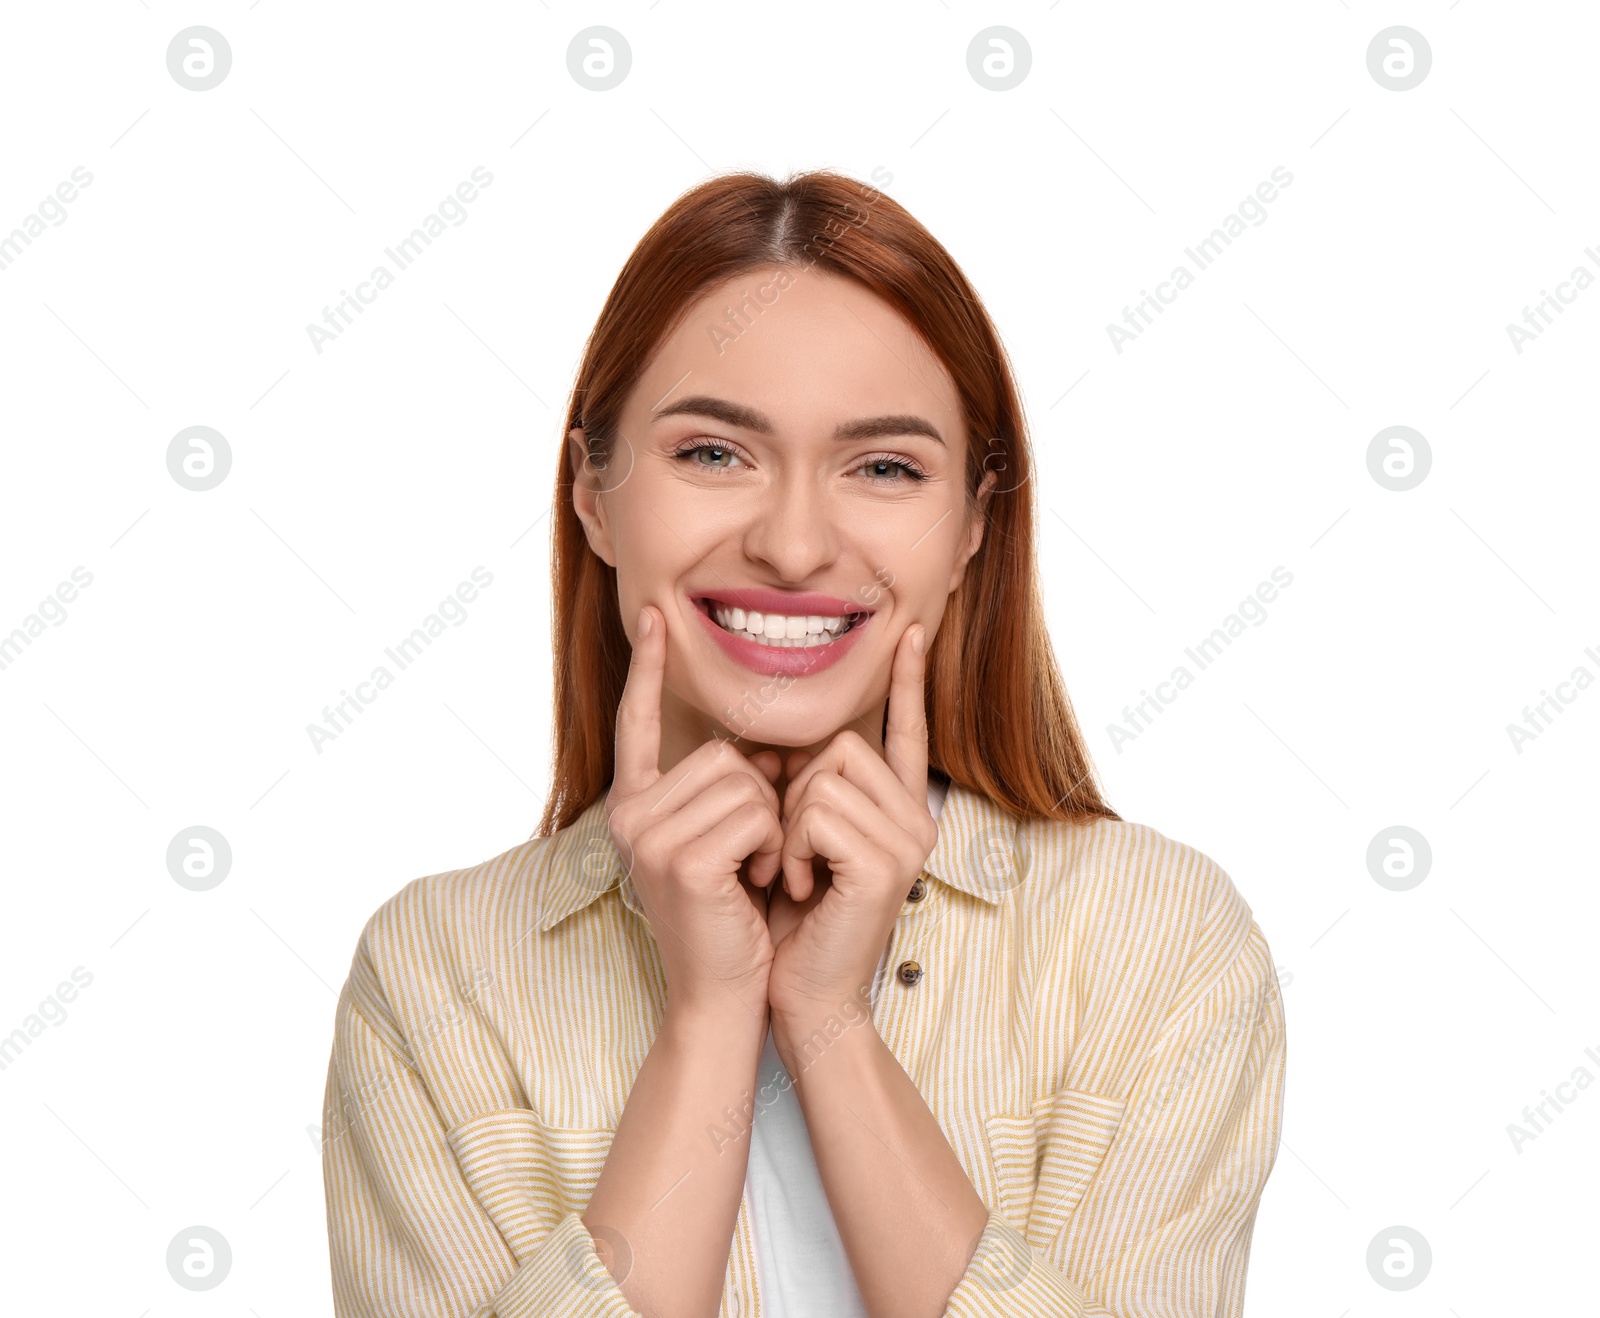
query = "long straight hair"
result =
(536, 170, 1116, 836)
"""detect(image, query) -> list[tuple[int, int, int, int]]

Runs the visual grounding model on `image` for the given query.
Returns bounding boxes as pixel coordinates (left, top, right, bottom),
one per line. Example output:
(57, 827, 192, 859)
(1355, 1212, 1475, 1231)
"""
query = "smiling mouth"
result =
(695, 597, 871, 648)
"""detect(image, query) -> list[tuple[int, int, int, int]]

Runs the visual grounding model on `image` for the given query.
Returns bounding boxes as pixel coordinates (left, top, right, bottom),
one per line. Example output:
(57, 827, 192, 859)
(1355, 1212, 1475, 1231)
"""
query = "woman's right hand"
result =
(604, 604, 786, 1020)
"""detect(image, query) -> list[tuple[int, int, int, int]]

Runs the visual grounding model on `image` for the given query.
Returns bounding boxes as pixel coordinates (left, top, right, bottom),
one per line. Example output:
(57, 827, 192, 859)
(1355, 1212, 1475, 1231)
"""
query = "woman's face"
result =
(569, 266, 995, 772)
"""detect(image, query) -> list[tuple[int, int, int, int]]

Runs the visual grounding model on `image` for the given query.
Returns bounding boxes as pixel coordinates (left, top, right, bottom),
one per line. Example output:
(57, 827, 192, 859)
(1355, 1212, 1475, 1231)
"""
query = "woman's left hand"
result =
(762, 623, 940, 1027)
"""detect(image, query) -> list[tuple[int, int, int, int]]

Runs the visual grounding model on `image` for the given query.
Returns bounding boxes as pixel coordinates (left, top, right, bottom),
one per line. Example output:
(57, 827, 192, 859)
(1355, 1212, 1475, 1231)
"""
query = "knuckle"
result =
(633, 826, 668, 874)
(730, 798, 765, 826)
(807, 774, 841, 806)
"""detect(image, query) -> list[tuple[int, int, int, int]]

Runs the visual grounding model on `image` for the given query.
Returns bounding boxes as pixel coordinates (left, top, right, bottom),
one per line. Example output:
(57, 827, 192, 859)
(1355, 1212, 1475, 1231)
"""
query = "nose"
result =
(740, 471, 840, 582)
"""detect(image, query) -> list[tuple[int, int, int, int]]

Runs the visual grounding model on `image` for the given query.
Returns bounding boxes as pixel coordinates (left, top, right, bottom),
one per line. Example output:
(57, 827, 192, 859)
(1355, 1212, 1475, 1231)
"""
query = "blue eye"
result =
(673, 443, 742, 469)
(670, 442, 927, 483)
(857, 456, 927, 483)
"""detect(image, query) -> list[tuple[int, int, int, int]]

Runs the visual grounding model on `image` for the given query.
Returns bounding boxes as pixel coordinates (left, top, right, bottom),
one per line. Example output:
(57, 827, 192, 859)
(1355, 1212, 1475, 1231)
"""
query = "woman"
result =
(322, 170, 1286, 1318)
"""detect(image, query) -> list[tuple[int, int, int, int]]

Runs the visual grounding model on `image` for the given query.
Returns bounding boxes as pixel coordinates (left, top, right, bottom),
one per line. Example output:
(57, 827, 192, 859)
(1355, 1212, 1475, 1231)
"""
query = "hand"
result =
(759, 623, 939, 1026)
(605, 605, 787, 1019)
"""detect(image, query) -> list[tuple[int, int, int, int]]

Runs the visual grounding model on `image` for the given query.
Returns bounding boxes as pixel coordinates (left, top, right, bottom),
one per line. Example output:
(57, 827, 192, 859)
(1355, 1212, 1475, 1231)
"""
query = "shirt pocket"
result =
(983, 1087, 1126, 1253)
(445, 1108, 618, 1260)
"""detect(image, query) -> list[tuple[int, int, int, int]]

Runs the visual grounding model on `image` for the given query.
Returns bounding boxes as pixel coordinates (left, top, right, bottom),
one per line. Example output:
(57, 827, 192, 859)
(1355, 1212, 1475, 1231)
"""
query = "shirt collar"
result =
(528, 777, 1024, 934)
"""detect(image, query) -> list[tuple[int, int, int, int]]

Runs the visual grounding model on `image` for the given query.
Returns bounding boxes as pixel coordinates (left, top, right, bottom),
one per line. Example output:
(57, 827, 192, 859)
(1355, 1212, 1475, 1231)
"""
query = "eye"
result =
(855, 454, 928, 484)
(672, 441, 747, 471)
(670, 441, 928, 484)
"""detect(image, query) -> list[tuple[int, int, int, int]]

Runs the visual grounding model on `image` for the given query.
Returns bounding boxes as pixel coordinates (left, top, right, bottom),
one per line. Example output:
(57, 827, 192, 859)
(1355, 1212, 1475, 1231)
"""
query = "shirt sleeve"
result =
(943, 919, 1287, 1317)
(322, 984, 643, 1317)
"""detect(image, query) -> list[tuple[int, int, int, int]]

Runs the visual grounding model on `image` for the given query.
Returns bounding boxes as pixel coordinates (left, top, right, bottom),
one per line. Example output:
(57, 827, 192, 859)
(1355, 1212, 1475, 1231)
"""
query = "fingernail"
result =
(912, 625, 926, 656)
(637, 608, 652, 638)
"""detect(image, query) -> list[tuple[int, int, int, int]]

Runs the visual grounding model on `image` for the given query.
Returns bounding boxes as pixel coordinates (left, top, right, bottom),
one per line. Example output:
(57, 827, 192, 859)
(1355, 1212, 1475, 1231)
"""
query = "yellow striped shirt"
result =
(322, 779, 1286, 1316)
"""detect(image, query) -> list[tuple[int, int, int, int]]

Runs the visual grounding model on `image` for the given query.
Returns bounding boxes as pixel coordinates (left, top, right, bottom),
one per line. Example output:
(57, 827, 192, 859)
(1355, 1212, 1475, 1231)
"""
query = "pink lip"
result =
(690, 595, 873, 678)
(695, 586, 872, 618)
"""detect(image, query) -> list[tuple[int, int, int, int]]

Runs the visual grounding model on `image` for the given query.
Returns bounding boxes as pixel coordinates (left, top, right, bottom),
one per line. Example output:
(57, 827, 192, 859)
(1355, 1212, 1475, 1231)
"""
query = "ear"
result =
(948, 465, 998, 592)
(567, 426, 617, 567)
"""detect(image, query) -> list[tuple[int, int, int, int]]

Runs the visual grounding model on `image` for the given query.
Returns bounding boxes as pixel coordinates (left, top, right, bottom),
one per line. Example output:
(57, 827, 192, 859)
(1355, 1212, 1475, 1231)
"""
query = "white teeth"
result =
(706, 601, 860, 647)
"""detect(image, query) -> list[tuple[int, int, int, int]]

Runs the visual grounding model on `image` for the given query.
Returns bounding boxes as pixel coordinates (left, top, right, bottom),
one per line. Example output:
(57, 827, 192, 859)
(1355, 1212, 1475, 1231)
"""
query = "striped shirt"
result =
(322, 777, 1287, 1316)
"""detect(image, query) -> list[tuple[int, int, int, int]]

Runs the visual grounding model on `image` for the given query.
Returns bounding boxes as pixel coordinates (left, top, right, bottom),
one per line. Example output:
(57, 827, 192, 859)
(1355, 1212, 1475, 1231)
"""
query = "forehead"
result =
(631, 268, 962, 433)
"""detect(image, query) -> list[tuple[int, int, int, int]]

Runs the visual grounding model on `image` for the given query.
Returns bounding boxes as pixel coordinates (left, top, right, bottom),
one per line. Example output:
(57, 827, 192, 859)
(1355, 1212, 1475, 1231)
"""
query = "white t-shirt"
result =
(744, 774, 950, 1315)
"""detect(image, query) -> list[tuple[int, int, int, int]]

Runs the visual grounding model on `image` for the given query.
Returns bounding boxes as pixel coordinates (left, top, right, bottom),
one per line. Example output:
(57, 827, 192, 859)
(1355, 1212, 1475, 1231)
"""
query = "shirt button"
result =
(906, 877, 926, 903)
(896, 959, 924, 986)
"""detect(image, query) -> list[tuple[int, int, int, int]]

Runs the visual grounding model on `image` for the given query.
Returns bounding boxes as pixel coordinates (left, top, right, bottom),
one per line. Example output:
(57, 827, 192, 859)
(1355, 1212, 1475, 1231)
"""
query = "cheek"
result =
(865, 524, 967, 608)
(604, 484, 702, 598)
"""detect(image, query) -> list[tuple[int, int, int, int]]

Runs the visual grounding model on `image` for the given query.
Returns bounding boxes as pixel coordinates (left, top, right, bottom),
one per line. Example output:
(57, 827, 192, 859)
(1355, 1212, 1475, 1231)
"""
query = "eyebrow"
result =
(651, 395, 945, 446)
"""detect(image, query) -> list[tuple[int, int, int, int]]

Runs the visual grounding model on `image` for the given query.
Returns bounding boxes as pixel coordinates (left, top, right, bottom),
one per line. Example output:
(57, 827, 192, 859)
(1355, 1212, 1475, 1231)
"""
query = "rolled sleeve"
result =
(945, 921, 1287, 1317)
(322, 994, 642, 1318)
(947, 1209, 1100, 1316)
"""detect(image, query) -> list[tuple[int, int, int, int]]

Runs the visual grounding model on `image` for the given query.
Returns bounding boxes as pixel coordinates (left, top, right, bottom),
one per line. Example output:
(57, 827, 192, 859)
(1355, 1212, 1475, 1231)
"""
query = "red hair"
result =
(537, 170, 1116, 835)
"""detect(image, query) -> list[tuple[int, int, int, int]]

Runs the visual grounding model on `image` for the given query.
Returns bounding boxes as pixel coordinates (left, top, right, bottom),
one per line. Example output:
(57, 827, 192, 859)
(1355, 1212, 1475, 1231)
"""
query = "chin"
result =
(705, 699, 857, 750)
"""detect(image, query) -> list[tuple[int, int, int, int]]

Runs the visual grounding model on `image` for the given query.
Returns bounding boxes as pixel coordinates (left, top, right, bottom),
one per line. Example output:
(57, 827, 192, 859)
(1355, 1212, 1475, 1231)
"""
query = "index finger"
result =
(612, 605, 665, 795)
(883, 622, 929, 797)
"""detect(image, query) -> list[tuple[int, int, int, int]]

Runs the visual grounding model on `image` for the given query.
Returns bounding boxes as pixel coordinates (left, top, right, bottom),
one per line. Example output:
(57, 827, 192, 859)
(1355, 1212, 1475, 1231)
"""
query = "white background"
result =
(1, 2, 1595, 1312)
